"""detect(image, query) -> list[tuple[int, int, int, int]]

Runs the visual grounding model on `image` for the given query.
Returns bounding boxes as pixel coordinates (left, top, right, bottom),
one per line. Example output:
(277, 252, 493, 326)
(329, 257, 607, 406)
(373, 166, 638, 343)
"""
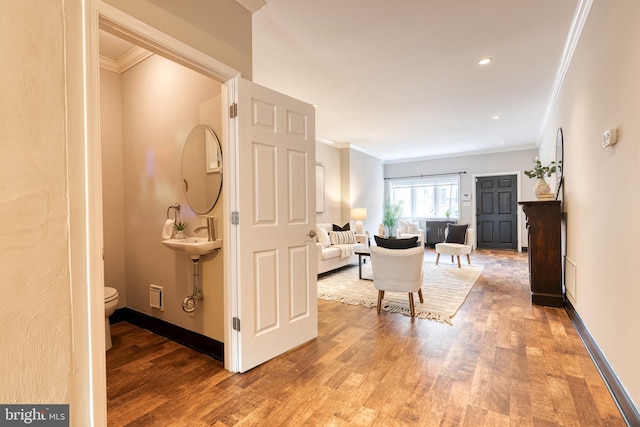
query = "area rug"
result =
(317, 261, 483, 324)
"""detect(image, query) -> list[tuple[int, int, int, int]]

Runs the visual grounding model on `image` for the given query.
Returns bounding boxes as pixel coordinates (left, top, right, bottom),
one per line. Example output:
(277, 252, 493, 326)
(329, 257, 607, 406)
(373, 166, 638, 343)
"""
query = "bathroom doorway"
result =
(88, 5, 318, 422)
(99, 30, 227, 353)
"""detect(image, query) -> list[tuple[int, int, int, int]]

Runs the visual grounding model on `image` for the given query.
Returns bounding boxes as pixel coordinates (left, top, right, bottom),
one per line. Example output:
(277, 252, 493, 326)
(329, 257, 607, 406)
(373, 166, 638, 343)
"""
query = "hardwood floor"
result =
(107, 249, 625, 426)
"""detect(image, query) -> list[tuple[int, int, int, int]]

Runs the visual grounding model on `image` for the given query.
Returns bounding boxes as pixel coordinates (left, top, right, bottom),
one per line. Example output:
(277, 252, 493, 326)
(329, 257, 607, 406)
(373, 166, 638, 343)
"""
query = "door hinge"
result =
(230, 103, 238, 118)
(233, 317, 241, 331)
(231, 211, 239, 225)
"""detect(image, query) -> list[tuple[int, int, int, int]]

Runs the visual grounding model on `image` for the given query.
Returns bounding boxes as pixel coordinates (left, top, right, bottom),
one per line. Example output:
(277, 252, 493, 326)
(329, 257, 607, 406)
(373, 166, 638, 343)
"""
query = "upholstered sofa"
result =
(316, 223, 366, 274)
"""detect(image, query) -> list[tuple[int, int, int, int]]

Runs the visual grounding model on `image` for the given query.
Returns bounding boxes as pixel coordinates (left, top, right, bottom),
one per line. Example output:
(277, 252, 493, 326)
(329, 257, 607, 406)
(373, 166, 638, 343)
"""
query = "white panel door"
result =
(235, 78, 317, 372)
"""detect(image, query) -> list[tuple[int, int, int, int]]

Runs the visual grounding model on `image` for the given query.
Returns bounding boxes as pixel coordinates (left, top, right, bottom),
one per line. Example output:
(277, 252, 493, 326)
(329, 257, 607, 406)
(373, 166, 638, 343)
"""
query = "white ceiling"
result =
(252, 0, 579, 162)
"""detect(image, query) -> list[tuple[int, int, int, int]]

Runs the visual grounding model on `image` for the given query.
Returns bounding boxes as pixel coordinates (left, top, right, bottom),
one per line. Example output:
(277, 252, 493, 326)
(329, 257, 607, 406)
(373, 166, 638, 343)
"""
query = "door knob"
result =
(307, 230, 317, 238)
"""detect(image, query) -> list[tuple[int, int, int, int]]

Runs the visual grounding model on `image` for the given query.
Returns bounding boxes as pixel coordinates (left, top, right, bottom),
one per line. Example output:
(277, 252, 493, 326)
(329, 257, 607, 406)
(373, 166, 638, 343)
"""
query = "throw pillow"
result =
(407, 224, 420, 234)
(316, 225, 331, 247)
(374, 236, 419, 249)
(329, 230, 356, 245)
(398, 220, 409, 234)
(445, 224, 469, 244)
(332, 223, 350, 232)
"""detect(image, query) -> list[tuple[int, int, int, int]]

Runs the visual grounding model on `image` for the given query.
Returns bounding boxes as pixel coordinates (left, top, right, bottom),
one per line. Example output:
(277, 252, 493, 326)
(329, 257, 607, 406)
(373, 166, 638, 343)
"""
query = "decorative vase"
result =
(534, 178, 552, 199)
(175, 230, 186, 239)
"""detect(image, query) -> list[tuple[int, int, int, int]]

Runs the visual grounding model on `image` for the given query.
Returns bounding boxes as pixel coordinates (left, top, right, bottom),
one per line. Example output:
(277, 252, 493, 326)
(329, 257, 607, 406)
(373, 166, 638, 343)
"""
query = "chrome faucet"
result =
(195, 216, 216, 241)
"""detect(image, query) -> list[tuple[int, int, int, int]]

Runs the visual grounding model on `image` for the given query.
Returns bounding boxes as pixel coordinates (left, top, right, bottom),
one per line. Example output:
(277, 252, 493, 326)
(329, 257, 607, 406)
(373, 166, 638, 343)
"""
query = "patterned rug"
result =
(317, 260, 483, 324)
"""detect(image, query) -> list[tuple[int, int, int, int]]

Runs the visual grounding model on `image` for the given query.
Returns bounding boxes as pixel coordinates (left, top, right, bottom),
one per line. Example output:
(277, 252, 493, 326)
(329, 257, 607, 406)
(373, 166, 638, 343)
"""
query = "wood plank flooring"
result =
(107, 249, 625, 426)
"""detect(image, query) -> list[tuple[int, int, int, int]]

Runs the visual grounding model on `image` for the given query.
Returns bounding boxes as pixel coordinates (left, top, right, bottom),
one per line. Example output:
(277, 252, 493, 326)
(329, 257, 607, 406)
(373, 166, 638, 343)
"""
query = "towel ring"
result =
(166, 203, 181, 220)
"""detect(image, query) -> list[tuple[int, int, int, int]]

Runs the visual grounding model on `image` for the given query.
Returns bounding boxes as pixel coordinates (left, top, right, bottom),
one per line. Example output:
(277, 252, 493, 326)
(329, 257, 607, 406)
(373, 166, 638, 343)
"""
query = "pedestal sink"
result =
(161, 237, 222, 259)
(161, 237, 222, 313)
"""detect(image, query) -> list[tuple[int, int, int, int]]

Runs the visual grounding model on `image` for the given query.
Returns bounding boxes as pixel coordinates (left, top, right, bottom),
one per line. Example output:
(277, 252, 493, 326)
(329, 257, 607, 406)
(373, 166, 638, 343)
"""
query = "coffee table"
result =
(355, 249, 372, 281)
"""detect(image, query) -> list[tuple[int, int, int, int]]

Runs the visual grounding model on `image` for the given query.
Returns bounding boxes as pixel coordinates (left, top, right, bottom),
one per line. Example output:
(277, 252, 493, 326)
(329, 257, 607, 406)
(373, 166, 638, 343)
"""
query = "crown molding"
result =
(99, 46, 153, 73)
(99, 56, 119, 73)
(234, 0, 266, 13)
(538, 0, 594, 142)
(117, 46, 153, 73)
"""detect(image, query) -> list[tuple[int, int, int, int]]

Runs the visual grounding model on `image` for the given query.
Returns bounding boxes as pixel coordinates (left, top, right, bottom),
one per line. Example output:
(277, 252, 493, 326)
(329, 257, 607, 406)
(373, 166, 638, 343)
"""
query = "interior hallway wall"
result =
(0, 0, 73, 405)
(537, 0, 640, 409)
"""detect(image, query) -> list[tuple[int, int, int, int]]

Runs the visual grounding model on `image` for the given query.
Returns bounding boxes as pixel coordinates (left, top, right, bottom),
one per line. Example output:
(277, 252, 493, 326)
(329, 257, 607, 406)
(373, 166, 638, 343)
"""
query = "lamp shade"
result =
(350, 208, 367, 220)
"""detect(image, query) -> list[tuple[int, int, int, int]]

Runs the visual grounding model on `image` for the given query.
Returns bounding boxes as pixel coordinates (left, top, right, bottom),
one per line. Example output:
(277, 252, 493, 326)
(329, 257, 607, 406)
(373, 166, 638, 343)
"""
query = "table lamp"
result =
(350, 207, 367, 235)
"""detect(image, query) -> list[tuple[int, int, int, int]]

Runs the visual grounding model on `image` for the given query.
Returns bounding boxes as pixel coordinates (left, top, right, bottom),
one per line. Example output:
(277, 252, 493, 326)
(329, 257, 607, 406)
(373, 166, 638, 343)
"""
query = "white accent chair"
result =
(397, 219, 425, 247)
(435, 225, 475, 268)
(370, 245, 425, 317)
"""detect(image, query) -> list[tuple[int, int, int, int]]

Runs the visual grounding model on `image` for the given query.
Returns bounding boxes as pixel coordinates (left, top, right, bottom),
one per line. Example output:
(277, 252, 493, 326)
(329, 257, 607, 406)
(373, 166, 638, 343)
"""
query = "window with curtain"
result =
(389, 175, 460, 219)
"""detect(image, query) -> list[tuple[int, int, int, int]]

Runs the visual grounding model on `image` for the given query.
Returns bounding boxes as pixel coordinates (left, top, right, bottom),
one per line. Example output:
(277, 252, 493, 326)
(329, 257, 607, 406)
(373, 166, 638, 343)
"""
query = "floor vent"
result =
(149, 284, 163, 310)
(565, 257, 577, 304)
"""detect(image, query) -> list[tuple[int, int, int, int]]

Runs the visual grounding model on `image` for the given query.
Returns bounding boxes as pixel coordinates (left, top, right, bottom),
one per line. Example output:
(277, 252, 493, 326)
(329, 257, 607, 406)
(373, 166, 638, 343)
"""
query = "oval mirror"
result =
(181, 124, 223, 214)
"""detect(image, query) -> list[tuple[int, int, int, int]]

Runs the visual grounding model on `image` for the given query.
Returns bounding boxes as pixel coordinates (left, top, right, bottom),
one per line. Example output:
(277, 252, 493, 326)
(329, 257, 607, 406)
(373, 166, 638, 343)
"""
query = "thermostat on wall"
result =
(602, 128, 618, 147)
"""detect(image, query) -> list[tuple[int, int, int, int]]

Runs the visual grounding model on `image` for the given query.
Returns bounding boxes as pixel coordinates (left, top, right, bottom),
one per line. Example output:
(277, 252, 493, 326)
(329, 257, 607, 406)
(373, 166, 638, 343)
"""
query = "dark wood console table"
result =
(519, 200, 563, 307)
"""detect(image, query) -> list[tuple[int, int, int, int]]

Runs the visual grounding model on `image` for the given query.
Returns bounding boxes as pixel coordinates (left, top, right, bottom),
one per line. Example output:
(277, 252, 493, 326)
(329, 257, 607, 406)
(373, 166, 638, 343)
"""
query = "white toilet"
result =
(104, 287, 119, 351)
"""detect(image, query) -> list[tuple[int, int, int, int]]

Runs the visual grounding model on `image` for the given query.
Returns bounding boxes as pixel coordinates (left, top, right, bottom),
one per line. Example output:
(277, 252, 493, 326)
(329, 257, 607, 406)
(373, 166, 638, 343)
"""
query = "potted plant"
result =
(524, 159, 557, 199)
(382, 199, 403, 238)
(445, 209, 451, 221)
(174, 221, 187, 239)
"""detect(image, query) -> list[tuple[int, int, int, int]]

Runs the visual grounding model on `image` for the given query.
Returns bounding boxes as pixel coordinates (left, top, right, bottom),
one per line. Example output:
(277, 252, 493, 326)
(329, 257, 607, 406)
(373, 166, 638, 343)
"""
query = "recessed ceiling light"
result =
(478, 57, 492, 65)
(498, 140, 505, 144)
(492, 114, 501, 120)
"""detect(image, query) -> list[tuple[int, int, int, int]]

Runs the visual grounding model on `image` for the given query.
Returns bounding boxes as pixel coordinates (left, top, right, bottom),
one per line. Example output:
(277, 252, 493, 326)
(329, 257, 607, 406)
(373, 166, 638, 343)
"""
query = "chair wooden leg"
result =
(435, 253, 440, 265)
(418, 288, 424, 303)
(456, 255, 461, 268)
(466, 254, 471, 265)
(408, 292, 415, 317)
(377, 290, 384, 313)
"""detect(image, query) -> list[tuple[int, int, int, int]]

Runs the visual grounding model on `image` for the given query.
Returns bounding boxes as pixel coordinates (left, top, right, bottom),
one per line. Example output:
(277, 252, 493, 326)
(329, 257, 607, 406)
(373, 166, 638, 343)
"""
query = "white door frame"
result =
(78, 1, 242, 422)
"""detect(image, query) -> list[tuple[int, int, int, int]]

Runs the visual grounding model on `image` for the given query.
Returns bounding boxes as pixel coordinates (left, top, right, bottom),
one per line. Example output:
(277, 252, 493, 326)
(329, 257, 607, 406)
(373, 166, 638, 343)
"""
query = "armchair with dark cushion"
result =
(435, 224, 475, 268)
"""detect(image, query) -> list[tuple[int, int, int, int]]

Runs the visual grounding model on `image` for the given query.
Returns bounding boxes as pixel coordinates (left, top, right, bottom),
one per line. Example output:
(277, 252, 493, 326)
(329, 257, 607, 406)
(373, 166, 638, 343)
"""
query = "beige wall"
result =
(538, 0, 640, 407)
(0, 0, 73, 405)
(315, 142, 343, 223)
(101, 69, 127, 307)
(101, 54, 225, 341)
(347, 148, 384, 236)
(315, 143, 385, 234)
(103, 0, 252, 79)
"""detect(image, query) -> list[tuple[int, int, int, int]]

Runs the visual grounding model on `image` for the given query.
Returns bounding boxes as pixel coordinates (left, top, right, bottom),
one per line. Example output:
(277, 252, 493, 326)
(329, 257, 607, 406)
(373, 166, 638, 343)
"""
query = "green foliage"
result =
(173, 221, 187, 231)
(524, 159, 557, 179)
(382, 199, 403, 236)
